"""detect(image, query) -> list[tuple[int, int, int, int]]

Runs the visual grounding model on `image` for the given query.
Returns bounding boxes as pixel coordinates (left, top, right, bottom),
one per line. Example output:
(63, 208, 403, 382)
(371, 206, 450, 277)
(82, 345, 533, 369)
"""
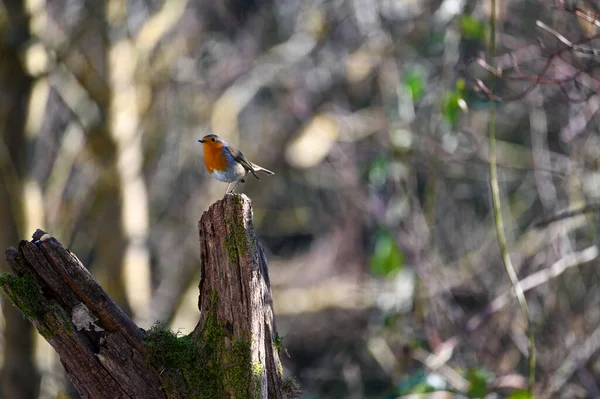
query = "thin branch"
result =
(474, 44, 559, 102)
(534, 204, 600, 228)
(473, 14, 600, 103)
(537, 20, 600, 56)
(573, 7, 600, 29)
(487, 0, 536, 392)
(536, 20, 574, 48)
(477, 57, 574, 84)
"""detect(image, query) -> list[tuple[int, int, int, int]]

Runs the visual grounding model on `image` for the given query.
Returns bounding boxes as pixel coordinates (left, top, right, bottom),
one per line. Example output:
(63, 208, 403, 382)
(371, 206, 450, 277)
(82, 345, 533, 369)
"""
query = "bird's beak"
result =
(198, 139, 205, 143)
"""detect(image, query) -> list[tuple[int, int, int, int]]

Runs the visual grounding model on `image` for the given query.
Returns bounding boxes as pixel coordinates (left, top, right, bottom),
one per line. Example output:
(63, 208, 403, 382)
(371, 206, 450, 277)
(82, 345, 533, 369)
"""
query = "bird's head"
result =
(198, 134, 225, 150)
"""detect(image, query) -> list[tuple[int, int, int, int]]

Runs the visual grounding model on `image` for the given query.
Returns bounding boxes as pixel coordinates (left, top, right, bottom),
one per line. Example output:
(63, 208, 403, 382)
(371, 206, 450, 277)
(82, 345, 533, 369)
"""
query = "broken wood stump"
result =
(0, 193, 298, 398)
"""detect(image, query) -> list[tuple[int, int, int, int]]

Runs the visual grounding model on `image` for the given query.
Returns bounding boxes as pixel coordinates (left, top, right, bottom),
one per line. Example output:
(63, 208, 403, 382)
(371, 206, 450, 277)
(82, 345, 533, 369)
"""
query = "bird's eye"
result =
(211, 137, 216, 142)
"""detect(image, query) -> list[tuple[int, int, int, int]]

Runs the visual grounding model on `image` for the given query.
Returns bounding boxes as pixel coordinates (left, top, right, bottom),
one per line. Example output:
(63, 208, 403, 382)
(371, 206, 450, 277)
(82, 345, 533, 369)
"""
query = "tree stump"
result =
(0, 194, 298, 398)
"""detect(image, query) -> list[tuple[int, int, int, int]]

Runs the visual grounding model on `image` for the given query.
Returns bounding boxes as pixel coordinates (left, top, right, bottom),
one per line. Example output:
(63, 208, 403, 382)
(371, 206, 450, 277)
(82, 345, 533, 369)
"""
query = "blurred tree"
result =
(58, 1, 133, 316)
(0, 2, 40, 399)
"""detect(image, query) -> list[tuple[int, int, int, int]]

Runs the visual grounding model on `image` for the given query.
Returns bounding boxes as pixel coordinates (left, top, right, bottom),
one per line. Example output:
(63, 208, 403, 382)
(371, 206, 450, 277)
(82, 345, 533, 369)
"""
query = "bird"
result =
(198, 133, 274, 193)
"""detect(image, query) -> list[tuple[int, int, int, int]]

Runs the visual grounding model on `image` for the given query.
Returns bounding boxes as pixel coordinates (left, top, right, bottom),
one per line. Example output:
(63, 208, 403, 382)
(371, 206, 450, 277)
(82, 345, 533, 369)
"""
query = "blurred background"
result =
(2, 0, 600, 398)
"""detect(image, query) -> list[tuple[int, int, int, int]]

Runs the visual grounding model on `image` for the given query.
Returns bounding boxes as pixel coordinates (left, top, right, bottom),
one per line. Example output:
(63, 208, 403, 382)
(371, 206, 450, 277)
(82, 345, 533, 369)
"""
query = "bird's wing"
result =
(225, 146, 260, 179)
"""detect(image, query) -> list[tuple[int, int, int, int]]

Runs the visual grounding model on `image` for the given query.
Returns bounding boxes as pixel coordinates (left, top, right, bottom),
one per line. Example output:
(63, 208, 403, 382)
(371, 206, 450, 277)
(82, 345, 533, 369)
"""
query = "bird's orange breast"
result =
(202, 143, 228, 173)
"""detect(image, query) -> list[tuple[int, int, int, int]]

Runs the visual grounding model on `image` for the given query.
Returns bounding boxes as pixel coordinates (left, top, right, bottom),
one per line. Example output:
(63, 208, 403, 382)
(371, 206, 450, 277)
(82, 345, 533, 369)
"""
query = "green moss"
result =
(0, 273, 74, 339)
(224, 213, 249, 264)
(251, 361, 263, 376)
(232, 193, 243, 207)
(0, 273, 48, 319)
(145, 293, 260, 398)
(46, 305, 74, 339)
(273, 333, 285, 376)
(274, 333, 284, 354)
(145, 324, 194, 369)
(251, 362, 264, 399)
(276, 357, 284, 379)
(226, 337, 254, 397)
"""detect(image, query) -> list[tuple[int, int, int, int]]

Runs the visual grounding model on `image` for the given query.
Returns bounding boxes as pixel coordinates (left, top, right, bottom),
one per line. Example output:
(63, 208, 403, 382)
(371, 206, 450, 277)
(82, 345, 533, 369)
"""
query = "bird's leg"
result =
(230, 179, 242, 193)
(229, 172, 248, 193)
(225, 182, 232, 194)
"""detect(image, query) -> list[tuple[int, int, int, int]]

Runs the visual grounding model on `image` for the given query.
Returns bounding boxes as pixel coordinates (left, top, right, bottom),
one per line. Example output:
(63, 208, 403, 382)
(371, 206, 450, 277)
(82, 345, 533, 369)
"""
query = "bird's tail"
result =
(250, 163, 274, 179)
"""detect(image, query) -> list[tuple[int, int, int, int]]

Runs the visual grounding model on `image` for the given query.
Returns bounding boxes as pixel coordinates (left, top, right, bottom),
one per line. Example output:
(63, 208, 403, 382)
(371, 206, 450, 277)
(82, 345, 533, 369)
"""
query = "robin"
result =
(198, 133, 274, 193)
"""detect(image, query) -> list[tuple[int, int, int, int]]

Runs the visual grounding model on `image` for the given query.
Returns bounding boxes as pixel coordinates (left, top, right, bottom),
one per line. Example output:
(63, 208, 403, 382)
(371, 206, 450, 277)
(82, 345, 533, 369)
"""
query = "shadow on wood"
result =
(0, 193, 299, 398)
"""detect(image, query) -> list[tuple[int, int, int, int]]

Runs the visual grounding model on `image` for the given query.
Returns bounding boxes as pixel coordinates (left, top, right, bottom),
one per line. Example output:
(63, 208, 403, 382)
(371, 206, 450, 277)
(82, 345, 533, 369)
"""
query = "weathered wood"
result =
(0, 194, 297, 399)
(195, 193, 285, 398)
(2, 231, 165, 399)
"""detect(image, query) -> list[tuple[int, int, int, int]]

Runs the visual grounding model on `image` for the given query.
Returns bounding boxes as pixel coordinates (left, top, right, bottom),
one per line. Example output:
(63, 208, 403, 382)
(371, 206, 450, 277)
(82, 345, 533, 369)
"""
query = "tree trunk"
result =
(194, 193, 284, 398)
(0, 194, 297, 398)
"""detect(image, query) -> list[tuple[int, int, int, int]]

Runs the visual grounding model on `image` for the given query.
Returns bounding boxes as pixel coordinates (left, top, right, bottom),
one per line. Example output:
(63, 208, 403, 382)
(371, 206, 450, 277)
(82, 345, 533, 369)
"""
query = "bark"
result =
(3, 233, 165, 399)
(195, 193, 285, 398)
(0, 194, 295, 399)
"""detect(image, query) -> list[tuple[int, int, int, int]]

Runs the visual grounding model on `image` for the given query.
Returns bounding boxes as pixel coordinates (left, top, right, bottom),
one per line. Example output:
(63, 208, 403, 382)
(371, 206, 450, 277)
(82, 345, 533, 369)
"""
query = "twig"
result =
(573, 7, 600, 29)
(537, 20, 600, 55)
(536, 21, 573, 48)
(487, 0, 535, 392)
(534, 204, 600, 228)
(474, 15, 600, 103)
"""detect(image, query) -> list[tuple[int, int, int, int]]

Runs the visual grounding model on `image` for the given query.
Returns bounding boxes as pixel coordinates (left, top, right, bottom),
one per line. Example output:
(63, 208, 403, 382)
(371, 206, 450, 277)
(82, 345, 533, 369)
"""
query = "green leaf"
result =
(508, 389, 534, 399)
(403, 71, 425, 101)
(442, 92, 460, 125)
(370, 230, 404, 277)
(460, 14, 486, 41)
(442, 80, 467, 125)
(466, 368, 490, 398)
